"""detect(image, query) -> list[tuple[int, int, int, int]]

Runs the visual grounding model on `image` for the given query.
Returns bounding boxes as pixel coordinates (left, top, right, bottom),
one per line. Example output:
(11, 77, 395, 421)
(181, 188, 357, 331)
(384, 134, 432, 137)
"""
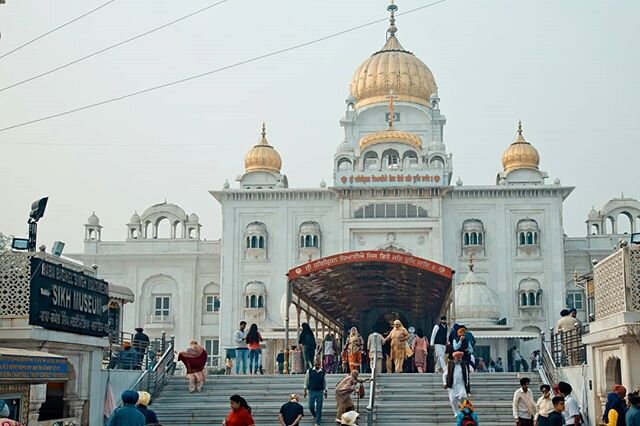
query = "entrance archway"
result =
(284, 250, 454, 359)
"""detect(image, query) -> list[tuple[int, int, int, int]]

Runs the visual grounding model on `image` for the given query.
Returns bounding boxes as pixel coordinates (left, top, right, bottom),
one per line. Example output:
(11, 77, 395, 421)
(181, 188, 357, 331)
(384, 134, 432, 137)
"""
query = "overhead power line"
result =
(0, 0, 448, 135)
(0, 0, 117, 61)
(0, 0, 230, 93)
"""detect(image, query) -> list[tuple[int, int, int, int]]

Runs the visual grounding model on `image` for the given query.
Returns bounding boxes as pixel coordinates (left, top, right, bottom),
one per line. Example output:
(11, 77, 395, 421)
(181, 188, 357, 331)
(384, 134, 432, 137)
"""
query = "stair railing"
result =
(539, 330, 561, 386)
(365, 350, 378, 426)
(127, 335, 176, 400)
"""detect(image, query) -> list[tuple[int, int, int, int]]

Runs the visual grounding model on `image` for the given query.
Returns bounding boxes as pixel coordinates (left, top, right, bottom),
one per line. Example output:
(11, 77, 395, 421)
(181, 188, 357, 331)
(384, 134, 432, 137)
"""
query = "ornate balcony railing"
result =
(593, 246, 640, 319)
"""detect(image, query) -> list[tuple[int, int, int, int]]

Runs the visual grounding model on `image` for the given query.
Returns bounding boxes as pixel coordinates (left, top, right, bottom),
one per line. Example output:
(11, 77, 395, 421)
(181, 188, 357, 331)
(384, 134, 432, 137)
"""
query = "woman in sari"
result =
(347, 327, 364, 372)
(177, 340, 208, 393)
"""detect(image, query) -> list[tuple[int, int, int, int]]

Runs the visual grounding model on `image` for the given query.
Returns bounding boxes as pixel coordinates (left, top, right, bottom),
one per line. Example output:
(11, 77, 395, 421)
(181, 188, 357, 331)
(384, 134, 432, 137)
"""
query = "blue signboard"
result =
(0, 355, 68, 382)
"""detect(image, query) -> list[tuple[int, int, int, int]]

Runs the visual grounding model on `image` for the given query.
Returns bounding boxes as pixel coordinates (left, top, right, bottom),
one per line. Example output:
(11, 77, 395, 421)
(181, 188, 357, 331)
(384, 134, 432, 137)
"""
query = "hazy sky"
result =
(1, 0, 639, 253)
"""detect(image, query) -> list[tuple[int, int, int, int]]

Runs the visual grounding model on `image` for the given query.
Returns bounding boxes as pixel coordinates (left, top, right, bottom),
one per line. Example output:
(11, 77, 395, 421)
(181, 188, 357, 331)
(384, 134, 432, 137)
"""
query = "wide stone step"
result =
(150, 372, 542, 426)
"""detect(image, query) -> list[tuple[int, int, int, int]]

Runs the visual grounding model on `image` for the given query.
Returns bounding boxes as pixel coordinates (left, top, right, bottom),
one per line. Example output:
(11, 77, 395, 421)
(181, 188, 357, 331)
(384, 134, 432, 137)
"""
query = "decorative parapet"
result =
(593, 246, 640, 319)
(0, 251, 98, 319)
(0, 251, 32, 318)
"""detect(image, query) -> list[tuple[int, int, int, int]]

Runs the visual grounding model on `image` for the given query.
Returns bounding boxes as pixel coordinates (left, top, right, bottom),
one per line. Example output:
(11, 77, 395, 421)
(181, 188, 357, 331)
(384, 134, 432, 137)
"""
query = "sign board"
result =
(29, 258, 109, 337)
(288, 250, 453, 280)
(0, 354, 67, 382)
(334, 171, 445, 188)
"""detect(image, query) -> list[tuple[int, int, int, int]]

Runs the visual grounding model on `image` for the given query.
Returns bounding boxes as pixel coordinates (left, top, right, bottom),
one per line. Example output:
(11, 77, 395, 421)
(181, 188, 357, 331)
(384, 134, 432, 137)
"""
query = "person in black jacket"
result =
(298, 323, 316, 371)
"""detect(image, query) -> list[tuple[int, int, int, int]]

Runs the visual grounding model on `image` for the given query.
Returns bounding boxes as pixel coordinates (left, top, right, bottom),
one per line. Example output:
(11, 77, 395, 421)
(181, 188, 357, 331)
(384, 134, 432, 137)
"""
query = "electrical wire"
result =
(0, 0, 230, 93)
(0, 0, 448, 135)
(0, 0, 117, 61)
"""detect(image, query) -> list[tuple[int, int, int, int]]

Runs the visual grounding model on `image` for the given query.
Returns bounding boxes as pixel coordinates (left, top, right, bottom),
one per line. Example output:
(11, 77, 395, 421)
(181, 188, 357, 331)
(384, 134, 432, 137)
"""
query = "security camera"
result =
(592, 259, 598, 266)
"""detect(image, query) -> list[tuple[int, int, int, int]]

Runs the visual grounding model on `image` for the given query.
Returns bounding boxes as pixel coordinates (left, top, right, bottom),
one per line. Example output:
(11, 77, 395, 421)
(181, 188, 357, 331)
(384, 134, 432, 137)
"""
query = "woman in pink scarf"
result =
(178, 340, 208, 393)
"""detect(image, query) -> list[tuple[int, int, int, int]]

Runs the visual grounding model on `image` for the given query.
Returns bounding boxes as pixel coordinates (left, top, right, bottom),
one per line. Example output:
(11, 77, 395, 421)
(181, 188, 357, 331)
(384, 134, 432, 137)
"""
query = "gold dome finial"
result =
(468, 253, 474, 272)
(501, 121, 540, 172)
(387, 1, 398, 39)
(244, 122, 282, 173)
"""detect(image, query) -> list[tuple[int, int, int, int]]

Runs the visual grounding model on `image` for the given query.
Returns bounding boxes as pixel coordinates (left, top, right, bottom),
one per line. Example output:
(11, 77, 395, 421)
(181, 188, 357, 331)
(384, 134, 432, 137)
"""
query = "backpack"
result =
(461, 412, 476, 426)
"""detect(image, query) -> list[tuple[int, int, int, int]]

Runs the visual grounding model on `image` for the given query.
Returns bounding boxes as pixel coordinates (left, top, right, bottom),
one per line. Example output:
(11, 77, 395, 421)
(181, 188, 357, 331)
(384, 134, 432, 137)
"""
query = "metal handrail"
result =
(539, 330, 561, 385)
(126, 335, 176, 401)
(366, 350, 378, 426)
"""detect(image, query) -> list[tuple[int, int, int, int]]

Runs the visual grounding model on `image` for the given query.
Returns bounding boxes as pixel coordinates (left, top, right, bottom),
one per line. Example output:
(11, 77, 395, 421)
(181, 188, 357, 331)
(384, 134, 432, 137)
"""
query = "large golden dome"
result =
(244, 123, 282, 173)
(349, 8, 437, 110)
(502, 122, 540, 172)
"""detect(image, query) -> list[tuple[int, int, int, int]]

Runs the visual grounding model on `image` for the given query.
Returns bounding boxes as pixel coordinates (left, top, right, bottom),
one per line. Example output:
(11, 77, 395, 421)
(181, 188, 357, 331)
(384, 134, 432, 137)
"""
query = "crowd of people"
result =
(103, 318, 640, 426)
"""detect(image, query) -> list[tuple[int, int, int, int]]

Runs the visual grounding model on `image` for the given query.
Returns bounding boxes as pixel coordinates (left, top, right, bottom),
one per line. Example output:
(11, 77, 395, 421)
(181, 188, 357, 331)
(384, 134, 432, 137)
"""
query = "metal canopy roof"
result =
(287, 251, 453, 326)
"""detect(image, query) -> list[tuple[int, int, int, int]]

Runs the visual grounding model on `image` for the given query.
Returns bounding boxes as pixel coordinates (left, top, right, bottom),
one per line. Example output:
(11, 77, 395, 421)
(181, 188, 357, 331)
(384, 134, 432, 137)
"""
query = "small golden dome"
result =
(359, 128, 422, 151)
(349, 10, 437, 110)
(502, 121, 540, 172)
(244, 123, 282, 173)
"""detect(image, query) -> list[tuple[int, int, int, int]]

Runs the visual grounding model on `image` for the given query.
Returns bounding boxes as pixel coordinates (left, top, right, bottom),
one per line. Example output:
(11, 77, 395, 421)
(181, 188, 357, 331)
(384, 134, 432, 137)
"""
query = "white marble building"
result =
(72, 202, 222, 366)
(69, 4, 640, 371)
(210, 6, 574, 367)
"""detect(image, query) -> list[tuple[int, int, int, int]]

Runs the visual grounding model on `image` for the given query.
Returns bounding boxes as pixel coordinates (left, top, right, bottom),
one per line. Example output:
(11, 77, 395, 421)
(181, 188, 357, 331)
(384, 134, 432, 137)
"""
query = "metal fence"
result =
(549, 325, 587, 368)
(104, 331, 170, 371)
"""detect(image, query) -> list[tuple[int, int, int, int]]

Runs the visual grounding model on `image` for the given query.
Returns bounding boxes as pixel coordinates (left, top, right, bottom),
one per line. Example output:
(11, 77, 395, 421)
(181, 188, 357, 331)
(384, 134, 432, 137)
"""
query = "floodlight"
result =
(11, 238, 29, 250)
(51, 241, 65, 257)
(631, 233, 640, 245)
(29, 197, 48, 222)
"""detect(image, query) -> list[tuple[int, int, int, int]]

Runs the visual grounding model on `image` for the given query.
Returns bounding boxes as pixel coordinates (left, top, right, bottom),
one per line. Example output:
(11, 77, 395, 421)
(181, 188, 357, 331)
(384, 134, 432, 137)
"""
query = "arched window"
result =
(461, 219, 485, 248)
(245, 222, 268, 259)
(363, 151, 379, 170)
(382, 149, 400, 170)
(337, 158, 353, 171)
(299, 222, 321, 250)
(617, 212, 632, 234)
(430, 156, 444, 168)
(244, 282, 267, 311)
(402, 151, 419, 169)
(518, 279, 541, 307)
(156, 217, 171, 239)
(517, 219, 540, 246)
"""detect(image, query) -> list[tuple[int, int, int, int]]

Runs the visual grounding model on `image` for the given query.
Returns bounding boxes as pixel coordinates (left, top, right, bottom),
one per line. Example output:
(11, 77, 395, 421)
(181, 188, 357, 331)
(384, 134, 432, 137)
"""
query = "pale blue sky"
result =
(1, 0, 639, 252)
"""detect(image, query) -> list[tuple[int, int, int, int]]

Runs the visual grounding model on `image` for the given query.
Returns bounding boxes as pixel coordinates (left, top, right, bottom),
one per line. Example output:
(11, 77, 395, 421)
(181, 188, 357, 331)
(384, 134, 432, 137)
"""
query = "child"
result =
(456, 399, 479, 426)
(225, 357, 233, 375)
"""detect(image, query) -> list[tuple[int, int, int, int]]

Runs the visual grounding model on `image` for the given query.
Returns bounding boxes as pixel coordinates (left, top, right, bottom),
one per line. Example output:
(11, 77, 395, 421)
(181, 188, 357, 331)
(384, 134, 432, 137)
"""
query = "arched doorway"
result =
(605, 356, 622, 391)
(285, 250, 453, 364)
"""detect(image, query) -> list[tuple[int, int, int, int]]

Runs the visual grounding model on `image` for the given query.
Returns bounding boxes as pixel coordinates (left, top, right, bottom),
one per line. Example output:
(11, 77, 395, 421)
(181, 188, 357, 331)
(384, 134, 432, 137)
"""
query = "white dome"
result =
(87, 212, 100, 226)
(587, 207, 599, 220)
(188, 213, 199, 223)
(129, 211, 141, 224)
(455, 268, 500, 326)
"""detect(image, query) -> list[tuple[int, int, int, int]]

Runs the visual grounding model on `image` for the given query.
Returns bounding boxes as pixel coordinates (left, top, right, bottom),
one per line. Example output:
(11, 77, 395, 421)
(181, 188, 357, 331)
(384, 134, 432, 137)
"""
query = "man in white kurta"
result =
(443, 351, 470, 416)
(430, 316, 449, 373)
